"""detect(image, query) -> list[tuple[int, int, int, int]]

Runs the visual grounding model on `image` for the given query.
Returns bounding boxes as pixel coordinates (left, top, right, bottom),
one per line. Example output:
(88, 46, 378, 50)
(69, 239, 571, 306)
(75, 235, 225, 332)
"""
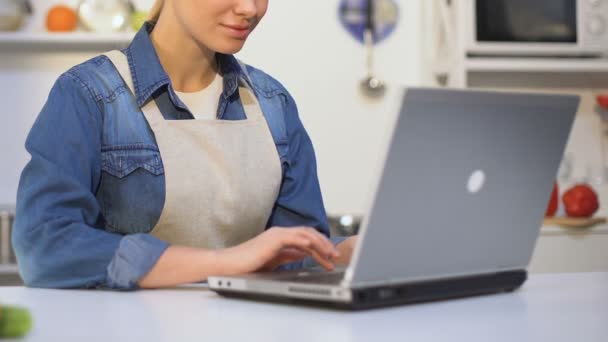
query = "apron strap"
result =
(103, 50, 165, 125)
(236, 59, 264, 121)
(104, 50, 136, 96)
(238, 83, 264, 121)
(104, 50, 264, 122)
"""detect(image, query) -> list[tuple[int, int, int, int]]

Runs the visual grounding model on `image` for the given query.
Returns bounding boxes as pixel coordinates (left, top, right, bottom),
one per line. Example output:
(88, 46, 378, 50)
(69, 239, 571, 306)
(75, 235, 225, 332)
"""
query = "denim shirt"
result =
(13, 22, 341, 290)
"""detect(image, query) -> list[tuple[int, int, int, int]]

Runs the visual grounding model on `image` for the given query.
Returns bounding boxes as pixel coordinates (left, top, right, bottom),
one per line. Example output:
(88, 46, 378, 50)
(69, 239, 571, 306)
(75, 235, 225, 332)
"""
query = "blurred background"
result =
(0, 0, 607, 285)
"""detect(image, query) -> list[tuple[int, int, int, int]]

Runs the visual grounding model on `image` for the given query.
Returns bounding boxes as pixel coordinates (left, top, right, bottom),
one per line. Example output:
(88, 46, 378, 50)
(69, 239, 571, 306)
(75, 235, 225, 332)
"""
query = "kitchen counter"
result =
(1, 272, 606, 342)
(530, 225, 608, 273)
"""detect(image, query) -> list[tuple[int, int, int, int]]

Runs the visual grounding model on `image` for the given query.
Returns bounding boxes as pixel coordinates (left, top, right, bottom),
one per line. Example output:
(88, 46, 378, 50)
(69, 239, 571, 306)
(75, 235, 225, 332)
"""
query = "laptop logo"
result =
(467, 170, 486, 194)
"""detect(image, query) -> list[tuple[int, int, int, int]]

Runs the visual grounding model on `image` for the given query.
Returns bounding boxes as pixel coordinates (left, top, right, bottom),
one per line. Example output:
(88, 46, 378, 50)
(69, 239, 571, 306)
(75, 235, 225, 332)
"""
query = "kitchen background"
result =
(0, 0, 607, 285)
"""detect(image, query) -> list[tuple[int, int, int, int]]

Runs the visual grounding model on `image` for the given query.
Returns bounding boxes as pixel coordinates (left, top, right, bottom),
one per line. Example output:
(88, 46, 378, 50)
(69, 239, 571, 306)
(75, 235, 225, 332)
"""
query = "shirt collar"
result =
(125, 21, 249, 108)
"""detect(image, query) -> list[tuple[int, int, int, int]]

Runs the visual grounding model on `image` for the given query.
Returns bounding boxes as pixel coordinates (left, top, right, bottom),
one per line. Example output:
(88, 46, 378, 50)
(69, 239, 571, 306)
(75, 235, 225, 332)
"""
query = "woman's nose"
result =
(233, 0, 258, 18)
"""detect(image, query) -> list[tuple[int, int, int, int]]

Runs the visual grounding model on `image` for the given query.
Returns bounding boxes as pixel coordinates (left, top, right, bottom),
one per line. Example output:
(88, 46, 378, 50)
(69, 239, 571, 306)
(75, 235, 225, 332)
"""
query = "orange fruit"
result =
(46, 5, 78, 32)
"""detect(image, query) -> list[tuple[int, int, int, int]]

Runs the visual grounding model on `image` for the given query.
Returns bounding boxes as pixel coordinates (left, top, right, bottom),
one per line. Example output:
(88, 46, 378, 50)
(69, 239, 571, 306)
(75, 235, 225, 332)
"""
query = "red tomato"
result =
(562, 184, 599, 218)
(598, 95, 608, 109)
(545, 182, 559, 217)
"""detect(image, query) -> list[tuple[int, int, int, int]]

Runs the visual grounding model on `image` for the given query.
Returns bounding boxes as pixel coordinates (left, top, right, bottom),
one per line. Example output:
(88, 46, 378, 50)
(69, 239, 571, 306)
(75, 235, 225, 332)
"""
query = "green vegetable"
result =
(0, 305, 33, 338)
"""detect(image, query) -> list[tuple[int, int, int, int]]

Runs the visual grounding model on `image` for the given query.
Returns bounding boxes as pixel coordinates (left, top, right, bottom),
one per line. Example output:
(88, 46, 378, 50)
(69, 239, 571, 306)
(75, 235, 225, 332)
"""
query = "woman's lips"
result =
(221, 24, 251, 39)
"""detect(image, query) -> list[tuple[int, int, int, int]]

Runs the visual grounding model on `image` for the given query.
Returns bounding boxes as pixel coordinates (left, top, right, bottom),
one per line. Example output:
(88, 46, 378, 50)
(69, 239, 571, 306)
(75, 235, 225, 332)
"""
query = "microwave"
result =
(465, 0, 608, 57)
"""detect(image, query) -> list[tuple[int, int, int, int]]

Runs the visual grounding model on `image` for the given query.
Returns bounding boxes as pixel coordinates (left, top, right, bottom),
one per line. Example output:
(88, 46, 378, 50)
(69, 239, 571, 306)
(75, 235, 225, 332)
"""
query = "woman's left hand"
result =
(333, 235, 358, 266)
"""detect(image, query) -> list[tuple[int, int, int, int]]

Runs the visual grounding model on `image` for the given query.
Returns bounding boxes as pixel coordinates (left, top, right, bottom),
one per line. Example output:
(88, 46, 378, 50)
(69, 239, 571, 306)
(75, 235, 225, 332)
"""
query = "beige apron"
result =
(104, 50, 282, 249)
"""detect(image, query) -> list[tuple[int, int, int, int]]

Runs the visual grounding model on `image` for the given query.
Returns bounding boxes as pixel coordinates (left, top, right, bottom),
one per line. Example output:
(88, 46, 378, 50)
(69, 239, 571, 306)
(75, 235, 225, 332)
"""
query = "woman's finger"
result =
(278, 235, 335, 271)
(297, 228, 338, 258)
(285, 229, 332, 260)
(270, 226, 336, 258)
(307, 248, 335, 271)
(277, 247, 309, 261)
(261, 248, 309, 271)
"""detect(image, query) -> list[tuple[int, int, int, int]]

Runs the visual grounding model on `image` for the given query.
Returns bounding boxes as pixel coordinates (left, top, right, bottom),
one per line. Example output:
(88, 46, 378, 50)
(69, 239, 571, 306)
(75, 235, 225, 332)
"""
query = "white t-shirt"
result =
(175, 73, 223, 120)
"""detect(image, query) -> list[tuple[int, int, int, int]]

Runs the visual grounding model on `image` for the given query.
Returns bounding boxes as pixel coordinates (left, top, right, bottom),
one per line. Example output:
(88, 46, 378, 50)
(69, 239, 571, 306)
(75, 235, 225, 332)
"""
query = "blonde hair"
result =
(148, 0, 165, 22)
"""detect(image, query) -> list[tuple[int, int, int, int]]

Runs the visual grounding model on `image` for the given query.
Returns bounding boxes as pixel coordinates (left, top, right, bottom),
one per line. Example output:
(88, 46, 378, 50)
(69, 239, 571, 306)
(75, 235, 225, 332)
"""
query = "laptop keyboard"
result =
(277, 271, 345, 284)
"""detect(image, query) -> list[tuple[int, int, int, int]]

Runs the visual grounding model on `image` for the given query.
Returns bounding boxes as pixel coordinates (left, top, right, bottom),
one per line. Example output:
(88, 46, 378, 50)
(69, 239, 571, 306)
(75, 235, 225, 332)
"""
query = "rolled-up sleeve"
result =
(12, 72, 168, 290)
(106, 234, 168, 289)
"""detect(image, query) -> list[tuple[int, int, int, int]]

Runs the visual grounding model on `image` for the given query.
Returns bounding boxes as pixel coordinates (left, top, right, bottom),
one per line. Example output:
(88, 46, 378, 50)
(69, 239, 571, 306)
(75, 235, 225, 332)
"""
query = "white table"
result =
(1, 273, 606, 342)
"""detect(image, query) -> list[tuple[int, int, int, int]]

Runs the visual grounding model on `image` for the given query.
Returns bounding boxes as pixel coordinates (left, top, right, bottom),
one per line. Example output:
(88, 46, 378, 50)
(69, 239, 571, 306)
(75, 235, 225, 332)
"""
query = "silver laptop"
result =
(209, 87, 579, 310)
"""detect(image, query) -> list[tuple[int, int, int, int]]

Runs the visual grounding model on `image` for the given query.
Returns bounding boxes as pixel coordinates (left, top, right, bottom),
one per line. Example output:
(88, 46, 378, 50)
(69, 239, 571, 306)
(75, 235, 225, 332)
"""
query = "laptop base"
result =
(214, 270, 527, 311)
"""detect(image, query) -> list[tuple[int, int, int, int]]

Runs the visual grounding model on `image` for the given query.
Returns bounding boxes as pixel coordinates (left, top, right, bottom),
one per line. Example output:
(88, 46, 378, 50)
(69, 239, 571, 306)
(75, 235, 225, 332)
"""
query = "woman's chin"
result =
(213, 41, 247, 55)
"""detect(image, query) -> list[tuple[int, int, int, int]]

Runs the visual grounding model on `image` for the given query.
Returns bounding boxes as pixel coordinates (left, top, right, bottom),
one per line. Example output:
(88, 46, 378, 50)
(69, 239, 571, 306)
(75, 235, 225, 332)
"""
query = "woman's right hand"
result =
(217, 227, 340, 274)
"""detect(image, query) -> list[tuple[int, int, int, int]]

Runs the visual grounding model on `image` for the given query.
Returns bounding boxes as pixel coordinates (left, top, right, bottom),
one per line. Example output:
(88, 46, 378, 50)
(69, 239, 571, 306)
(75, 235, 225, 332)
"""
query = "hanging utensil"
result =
(359, 0, 386, 99)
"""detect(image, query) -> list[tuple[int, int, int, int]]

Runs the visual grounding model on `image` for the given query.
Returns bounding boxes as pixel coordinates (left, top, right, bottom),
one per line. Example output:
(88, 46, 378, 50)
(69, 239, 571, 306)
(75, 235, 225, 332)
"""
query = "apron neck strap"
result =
(104, 50, 136, 96)
(237, 82, 264, 121)
(236, 59, 264, 121)
(103, 50, 264, 122)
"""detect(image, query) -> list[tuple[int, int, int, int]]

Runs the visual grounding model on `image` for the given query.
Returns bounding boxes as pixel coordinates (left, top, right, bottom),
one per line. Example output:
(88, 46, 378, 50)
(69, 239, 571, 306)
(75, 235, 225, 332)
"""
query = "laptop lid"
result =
(345, 88, 579, 287)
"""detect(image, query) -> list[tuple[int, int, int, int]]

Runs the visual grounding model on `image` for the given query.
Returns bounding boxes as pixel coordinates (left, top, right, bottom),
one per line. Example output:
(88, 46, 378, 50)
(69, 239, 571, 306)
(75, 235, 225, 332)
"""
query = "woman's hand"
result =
(217, 227, 340, 274)
(334, 236, 358, 266)
(138, 230, 358, 289)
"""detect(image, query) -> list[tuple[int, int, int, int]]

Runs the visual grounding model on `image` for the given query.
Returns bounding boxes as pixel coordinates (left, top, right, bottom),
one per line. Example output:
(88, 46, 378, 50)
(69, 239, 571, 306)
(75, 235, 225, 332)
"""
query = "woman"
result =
(12, 0, 356, 290)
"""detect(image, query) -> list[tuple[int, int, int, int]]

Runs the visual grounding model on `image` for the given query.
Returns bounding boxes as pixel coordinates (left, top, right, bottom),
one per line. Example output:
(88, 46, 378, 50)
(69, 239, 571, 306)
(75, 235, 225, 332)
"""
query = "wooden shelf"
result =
(465, 57, 608, 73)
(0, 31, 135, 50)
(541, 223, 608, 236)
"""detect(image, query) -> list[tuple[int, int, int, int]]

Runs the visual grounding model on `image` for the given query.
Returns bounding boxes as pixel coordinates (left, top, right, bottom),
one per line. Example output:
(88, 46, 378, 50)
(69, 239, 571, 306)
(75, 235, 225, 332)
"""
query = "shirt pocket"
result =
(97, 145, 165, 235)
